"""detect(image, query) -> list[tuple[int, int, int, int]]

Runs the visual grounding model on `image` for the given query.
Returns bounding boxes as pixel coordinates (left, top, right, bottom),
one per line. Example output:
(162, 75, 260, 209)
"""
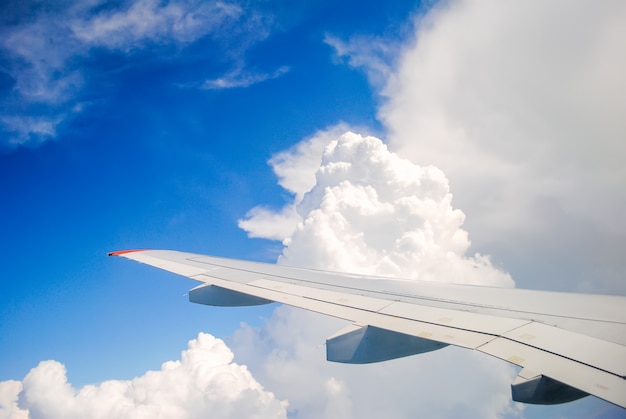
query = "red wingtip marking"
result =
(108, 249, 146, 256)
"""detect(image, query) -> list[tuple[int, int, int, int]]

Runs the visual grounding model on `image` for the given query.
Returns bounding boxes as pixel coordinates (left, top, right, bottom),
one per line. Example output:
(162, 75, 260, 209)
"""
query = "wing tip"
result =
(108, 249, 147, 257)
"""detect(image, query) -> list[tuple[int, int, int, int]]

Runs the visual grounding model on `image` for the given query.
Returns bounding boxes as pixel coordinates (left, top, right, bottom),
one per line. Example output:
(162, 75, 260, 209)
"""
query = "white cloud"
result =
(238, 205, 301, 241)
(239, 124, 356, 241)
(202, 66, 290, 90)
(2, 21, 83, 105)
(0, 333, 287, 419)
(377, 0, 626, 292)
(70, 0, 242, 48)
(269, 124, 355, 200)
(0, 380, 27, 419)
(243, 129, 513, 286)
(238, 2, 625, 416)
(2, 0, 238, 103)
(234, 129, 517, 417)
(0, 0, 268, 147)
(1, 115, 64, 147)
(325, 34, 400, 88)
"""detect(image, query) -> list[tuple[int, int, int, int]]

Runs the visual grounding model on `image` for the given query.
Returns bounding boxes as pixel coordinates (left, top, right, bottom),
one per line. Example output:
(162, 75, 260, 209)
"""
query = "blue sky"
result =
(0, 0, 404, 377)
(1, 1, 625, 418)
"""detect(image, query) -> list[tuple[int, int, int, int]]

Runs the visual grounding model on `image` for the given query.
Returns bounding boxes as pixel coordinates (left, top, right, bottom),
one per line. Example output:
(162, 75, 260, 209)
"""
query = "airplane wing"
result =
(109, 249, 626, 408)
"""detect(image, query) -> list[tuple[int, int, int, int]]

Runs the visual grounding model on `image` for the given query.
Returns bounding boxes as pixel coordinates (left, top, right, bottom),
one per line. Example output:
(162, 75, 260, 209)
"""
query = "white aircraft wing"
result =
(109, 249, 626, 408)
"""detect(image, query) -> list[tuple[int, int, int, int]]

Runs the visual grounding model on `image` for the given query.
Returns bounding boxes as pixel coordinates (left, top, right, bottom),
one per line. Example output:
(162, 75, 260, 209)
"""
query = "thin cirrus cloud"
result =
(0, 115, 64, 148)
(0, 333, 287, 418)
(0, 0, 267, 147)
(324, 33, 400, 88)
(202, 66, 291, 90)
(69, 0, 243, 48)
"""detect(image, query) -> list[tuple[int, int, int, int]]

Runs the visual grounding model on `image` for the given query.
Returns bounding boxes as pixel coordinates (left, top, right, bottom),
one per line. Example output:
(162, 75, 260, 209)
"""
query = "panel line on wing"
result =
(202, 272, 626, 380)
(478, 337, 626, 408)
(499, 323, 626, 379)
(243, 278, 507, 349)
(194, 273, 497, 349)
(187, 257, 626, 332)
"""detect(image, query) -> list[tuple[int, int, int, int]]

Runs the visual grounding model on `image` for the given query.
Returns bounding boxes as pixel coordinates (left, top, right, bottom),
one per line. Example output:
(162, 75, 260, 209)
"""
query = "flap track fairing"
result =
(189, 284, 273, 307)
(327, 324, 448, 364)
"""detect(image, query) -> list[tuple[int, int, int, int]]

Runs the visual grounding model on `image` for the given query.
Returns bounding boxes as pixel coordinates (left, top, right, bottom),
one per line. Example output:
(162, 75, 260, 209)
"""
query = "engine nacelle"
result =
(189, 284, 272, 307)
(326, 324, 448, 364)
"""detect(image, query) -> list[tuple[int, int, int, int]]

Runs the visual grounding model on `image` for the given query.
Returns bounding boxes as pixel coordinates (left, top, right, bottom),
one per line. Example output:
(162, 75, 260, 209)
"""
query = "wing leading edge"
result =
(109, 249, 626, 408)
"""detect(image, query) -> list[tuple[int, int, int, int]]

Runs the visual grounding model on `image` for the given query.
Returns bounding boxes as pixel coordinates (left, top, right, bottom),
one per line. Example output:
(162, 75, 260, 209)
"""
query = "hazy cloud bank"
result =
(377, 0, 626, 293)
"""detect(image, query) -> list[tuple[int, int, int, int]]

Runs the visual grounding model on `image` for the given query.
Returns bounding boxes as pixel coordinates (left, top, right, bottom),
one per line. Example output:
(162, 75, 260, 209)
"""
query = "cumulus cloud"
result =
(236, 129, 516, 417)
(0, 333, 287, 419)
(0, 380, 26, 419)
(239, 124, 355, 240)
(237, 2, 624, 415)
(377, 0, 626, 292)
(241, 130, 513, 286)
(238, 205, 301, 241)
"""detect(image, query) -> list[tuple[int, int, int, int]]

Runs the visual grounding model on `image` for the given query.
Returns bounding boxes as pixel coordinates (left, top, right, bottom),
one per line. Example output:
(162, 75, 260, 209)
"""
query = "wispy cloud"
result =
(69, 0, 242, 49)
(324, 33, 403, 88)
(202, 66, 290, 90)
(1, 115, 65, 147)
(0, 0, 270, 148)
